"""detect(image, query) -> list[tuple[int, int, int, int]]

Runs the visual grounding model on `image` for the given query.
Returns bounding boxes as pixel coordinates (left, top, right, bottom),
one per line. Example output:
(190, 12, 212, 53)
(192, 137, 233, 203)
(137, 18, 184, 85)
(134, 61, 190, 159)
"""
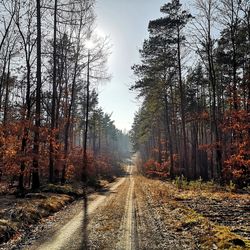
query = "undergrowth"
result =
(0, 193, 73, 245)
(138, 175, 250, 250)
(172, 176, 249, 193)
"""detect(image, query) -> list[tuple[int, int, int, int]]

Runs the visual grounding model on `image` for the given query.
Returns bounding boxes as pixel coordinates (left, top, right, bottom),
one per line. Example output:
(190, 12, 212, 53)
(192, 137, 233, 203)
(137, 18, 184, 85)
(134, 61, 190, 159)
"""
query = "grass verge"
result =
(0, 191, 75, 245)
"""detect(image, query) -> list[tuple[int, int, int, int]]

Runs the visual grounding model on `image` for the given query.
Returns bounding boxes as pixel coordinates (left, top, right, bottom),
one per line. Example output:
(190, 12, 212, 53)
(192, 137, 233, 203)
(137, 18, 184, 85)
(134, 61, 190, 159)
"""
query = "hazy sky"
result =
(95, 0, 167, 131)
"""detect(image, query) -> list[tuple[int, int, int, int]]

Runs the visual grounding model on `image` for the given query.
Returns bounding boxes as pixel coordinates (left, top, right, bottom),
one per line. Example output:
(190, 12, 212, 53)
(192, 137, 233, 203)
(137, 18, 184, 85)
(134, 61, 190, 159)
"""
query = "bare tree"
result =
(191, 0, 222, 178)
(61, 0, 95, 184)
(32, 0, 42, 189)
(218, 0, 242, 110)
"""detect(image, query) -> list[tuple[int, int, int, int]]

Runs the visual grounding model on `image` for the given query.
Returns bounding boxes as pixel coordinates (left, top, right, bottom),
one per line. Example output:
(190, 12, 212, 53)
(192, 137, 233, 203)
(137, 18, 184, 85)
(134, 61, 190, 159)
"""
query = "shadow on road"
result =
(81, 184, 88, 250)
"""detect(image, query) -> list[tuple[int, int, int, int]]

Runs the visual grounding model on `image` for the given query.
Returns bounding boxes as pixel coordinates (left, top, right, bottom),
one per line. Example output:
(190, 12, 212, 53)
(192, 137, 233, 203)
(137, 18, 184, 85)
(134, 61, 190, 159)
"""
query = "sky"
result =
(95, 0, 167, 131)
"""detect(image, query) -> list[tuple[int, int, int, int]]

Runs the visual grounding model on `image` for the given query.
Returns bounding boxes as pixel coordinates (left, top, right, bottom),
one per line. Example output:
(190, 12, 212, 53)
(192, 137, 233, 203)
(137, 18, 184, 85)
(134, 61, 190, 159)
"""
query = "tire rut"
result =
(116, 166, 137, 250)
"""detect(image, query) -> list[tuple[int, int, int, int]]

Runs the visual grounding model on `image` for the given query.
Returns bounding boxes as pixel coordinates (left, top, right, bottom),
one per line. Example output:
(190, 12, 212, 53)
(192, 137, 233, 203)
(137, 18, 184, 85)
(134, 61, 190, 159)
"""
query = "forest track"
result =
(4, 166, 249, 250)
(21, 176, 127, 250)
(116, 166, 137, 250)
(17, 165, 140, 250)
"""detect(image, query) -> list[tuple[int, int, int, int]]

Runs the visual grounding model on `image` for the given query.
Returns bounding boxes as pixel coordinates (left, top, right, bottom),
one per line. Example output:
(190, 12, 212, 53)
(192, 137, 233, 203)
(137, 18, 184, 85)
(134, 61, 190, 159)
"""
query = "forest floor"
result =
(0, 166, 249, 250)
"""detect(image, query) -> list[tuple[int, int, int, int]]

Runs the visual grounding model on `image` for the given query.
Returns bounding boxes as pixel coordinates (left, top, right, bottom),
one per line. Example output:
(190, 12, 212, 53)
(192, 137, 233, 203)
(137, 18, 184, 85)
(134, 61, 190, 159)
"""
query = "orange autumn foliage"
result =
(144, 159, 169, 178)
(0, 120, 118, 185)
(222, 109, 250, 184)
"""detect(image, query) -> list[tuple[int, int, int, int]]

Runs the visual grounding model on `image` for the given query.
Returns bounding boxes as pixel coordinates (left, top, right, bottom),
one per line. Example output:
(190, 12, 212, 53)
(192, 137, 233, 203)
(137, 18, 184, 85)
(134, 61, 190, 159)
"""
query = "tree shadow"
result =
(81, 183, 88, 249)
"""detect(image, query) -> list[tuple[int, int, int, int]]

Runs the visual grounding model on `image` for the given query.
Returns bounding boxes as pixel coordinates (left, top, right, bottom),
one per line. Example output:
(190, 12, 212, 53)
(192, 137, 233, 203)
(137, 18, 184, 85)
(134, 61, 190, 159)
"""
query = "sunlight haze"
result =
(96, 0, 167, 131)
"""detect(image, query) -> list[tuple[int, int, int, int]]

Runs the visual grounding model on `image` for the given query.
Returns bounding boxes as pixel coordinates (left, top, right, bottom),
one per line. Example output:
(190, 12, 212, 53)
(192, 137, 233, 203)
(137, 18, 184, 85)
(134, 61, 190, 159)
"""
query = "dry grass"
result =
(136, 175, 250, 250)
(0, 193, 74, 245)
(87, 179, 129, 249)
(0, 179, 117, 246)
(38, 195, 73, 213)
(41, 184, 83, 197)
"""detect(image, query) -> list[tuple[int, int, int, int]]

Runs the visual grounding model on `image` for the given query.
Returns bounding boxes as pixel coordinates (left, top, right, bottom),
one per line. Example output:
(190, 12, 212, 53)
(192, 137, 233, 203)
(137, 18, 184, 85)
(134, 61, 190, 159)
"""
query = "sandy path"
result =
(116, 166, 136, 250)
(4, 165, 248, 250)
(32, 177, 126, 250)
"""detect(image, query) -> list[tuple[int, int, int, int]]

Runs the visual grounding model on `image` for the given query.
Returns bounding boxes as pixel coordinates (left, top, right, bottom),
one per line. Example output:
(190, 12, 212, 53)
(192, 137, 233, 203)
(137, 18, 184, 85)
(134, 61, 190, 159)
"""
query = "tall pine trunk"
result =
(32, 0, 42, 190)
(177, 26, 189, 178)
(82, 51, 90, 183)
(49, 0, 58, 183)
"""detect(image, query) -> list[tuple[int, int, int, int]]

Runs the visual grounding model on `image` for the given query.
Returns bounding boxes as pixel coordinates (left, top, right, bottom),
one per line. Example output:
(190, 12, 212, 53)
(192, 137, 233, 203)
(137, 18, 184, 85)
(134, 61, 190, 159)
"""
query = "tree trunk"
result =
(177, 26, 189, 178)
(49, 0, 58, 183)
(3, 53, 11, 125)
(32, 0, 42, 190)
(61, 11, 83, 184)
(164, 94, 174, 178)
(82, 51, 90, 183)
(19, 36, 32, 191)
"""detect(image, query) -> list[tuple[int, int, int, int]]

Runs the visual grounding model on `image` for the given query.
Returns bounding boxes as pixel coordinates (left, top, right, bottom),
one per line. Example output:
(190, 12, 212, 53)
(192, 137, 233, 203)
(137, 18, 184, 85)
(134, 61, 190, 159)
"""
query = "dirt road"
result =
(34, 176, 127, 250)
(14, 165, 249, 250)
(23, 166, 136, 250)
(116, 166, 136, 250)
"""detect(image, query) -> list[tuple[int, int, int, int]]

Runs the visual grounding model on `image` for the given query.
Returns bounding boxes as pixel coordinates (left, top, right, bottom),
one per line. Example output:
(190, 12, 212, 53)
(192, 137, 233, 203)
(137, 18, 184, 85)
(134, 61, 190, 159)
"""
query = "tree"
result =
(192, 0, 222, 179)
(149, 0, 193, 177)
(61, 0, 95, 184)
(218, 0, 243, 110)
(31, 0, 42, 190)
(82, 48, 90, 183)
(131, 0, 249, 186)
(0, 0, 125, 189)
(131, 0, 192, 178)
(0, 0, 16, 53)
(13, 0, 38, 190)
(48, 0, 58, 183)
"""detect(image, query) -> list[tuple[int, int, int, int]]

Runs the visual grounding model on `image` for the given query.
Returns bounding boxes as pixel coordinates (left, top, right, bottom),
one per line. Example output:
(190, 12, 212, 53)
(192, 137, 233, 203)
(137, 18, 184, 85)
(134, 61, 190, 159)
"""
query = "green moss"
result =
(175, 194, 192, 201)
(175, 209, 204, 231)
(202, 225, 250, 249)
(171, 200, 249, 250)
